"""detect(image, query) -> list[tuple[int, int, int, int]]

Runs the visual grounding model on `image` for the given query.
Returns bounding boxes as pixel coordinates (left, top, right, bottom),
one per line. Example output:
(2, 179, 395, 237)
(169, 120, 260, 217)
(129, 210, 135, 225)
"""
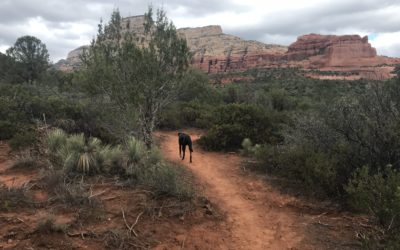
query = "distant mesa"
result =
(55, 16, 400, 80)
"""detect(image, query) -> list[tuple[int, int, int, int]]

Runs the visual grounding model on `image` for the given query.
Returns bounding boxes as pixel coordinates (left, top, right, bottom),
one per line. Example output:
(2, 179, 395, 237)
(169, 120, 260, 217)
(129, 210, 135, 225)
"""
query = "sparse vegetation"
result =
(1, 4, 399, 249)
(0, 185, 32, 211)
(45, 129, 193, 199)
(36, 216, 68, 234)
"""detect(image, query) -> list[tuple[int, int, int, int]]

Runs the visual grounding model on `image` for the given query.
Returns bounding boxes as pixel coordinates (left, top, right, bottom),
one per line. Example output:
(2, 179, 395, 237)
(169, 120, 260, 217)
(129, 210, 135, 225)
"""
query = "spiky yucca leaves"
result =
(125, 136, 146, 165)
(98, 145, 124, 174)
(47, 129, 126, 174)
(47, 129, 68, 167)
(61, 135, 101, 174)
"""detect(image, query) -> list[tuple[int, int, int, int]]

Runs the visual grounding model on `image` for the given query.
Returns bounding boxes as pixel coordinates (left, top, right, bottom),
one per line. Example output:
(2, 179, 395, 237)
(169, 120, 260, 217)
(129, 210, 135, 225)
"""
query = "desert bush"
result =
(0, 121, 17, 140)
(47, 129, 124, 174)
(125, 136, 147, 167)
(39, 169, 101, 207)
(268, 88, 297, 111)
(129, 160, 193, 199)
(11, 151, 40, 170)
(345, 165, 400, 228)
(240, 138, 261, 156)
(9, 127, 37, 151)
(158, 101, 215, 129)
(60, 134, 101, 173)
(345, 165, 400, 248)
(47, 129, 67, 152)
(54, 181, 100, 207)
(125, 141, 193, 199)
(254, 144, 338, 195)
(46, 130, 193, 199)
(198, 104, 282, 150)
(39, 169, 65, 191)
(158, 104, 184, 129)
(36, 216, 68, 234)
(97, 145, 124, 174)
(0, 185, 31, 211)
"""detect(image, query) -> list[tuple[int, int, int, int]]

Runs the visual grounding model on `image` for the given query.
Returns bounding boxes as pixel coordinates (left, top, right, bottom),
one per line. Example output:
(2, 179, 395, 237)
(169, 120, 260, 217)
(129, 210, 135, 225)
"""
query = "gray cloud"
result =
(224, 0, 400, 47)
(1, 0, 399, 61)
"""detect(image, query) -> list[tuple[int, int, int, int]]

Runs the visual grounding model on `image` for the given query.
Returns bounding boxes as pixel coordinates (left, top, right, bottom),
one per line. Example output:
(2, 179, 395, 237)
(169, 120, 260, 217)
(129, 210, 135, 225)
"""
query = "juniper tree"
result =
(6, 36, 50, 84)
(82, 7, 191, 147)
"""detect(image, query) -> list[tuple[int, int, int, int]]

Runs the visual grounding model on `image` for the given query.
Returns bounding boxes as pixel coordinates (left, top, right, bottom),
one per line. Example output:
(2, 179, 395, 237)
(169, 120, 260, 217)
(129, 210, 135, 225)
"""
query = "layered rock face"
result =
(178, 25, 287, 73)
(287, 34, 377, 67)
(286, 34, 400, 80)
(55, 16, 400, 80)
(54, 45, 89, 72)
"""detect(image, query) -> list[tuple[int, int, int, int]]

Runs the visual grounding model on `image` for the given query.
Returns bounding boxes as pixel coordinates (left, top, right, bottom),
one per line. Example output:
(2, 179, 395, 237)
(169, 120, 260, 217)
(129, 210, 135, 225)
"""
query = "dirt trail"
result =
(157, 130, 363, 250)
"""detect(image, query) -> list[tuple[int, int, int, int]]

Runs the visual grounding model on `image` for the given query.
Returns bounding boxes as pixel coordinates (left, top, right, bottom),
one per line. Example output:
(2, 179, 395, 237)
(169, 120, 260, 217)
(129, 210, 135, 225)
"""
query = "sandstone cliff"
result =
(54, 45, 89, 72)
(286, 34, 400, 79)
(55, 16, 400, 80)
(177, 25, 287, 73)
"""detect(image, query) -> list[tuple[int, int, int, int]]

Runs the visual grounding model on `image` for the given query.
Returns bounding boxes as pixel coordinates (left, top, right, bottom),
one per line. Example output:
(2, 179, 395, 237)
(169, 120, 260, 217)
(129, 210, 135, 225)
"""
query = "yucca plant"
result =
(52, 133, 101, 174)
(125, 136, 146, 166)
(47, 129, 68, 168)
(47, 129, 67, 153)
(98, 145, 124, 173)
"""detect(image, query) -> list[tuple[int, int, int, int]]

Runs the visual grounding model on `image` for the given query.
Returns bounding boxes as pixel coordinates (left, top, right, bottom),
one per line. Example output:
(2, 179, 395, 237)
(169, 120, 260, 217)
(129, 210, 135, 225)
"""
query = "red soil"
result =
(157, 130, 368, 249)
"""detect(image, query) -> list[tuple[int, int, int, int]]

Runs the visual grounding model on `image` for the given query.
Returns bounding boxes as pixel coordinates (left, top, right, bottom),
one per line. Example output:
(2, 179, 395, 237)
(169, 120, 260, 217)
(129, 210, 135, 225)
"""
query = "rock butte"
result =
(56, 15, 400, 80)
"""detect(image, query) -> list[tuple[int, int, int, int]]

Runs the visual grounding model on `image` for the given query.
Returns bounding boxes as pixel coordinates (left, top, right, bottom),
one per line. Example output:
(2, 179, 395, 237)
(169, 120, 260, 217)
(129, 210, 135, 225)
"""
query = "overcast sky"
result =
(1, 0, 399, 62)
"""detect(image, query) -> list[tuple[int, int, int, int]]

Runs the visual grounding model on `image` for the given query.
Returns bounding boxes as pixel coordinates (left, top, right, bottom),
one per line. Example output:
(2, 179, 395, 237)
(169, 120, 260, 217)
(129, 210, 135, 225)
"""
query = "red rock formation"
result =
(55, 16, 400, 80)
(178, 25, 287, 74)
(286, 34, 377, 67)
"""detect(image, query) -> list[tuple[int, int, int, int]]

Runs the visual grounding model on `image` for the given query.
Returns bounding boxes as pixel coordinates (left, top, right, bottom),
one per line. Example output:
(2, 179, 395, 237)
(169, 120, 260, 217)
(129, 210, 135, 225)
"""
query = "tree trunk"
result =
(139, 105, 156, 149)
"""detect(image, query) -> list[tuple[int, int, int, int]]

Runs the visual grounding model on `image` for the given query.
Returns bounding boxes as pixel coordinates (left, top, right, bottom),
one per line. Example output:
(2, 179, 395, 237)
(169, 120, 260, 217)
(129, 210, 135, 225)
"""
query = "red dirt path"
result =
(157, 130, 365, 249)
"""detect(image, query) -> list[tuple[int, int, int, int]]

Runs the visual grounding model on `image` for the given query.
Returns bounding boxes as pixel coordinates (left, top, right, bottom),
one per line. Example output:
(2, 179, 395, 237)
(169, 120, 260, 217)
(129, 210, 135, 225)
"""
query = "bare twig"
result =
(121, 208, 144, 237)
(312, 212, 327, 219)
(316, 220, 332, 228)
(181, 235, 187, 250)
(102, 196, 119, 201)
(121, 208, 132, 233)
(67, 231, 96, 238)
(16, 217, 29, 226)
(89, 190, 106, 199)
(132, 211, 144, 229)
(387, 215, 396, 231)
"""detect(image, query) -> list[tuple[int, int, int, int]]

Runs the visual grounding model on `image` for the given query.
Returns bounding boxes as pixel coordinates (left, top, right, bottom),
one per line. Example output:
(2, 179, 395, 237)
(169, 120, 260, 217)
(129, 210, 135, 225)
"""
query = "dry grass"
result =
(0, 185, 32, 211)
(36, 216, 68, 234)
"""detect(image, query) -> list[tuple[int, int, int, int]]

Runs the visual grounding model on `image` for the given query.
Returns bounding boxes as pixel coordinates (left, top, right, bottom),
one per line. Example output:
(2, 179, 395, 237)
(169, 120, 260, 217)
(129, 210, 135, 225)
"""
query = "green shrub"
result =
(345, 166, 400, 228)
(47, 129, 123, 174)
(11, 151, 39, 169)
(129, 159, 193, 199)
(0, 120, 17, 140)
(124, 141, 193, 199)
(158, 101, 214, 129)
(345, 165, 400, 248)
(125, 136, 146, 168)
(47, 129, 67, 153)
(198, 104, 281, 150)
(198, 124, 243, 151)
(241, 138, 262, 156)
(254, 145, 338, 195)
(158, 104, 184, 129)
(36, 216, 68, 234)
(0, 186, 31, 211)
(9, 128, 37, 151)
(46, 131, 193, 198)
(97, 145, 124, 174)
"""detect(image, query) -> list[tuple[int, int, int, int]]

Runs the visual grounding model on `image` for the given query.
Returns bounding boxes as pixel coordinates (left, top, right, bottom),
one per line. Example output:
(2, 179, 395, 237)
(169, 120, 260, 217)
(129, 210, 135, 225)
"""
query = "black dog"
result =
(178, 132, 193, 163)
